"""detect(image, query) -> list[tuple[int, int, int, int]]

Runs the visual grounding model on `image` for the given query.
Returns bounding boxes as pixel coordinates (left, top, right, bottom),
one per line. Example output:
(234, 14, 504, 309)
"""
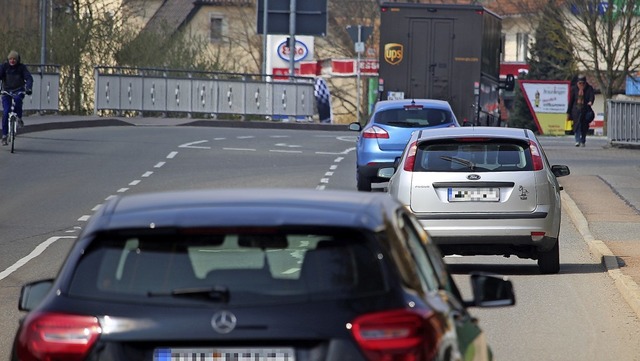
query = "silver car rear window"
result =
(68, 228, 387, 305)
(415, 140, 533, 172)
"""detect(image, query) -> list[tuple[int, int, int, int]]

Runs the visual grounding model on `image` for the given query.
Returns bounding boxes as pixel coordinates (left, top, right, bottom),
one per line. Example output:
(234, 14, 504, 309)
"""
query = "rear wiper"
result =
(148, 286, 230, 302)
(440, 156, 476, 170)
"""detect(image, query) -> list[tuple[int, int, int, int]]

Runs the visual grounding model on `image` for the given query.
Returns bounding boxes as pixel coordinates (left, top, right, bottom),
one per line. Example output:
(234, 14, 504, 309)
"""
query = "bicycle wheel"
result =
(9, 114, 16, 153)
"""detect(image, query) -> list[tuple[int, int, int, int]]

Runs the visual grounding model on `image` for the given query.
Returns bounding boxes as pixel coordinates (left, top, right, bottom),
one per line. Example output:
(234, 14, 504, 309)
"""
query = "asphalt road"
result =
(1, 115, 639, 360)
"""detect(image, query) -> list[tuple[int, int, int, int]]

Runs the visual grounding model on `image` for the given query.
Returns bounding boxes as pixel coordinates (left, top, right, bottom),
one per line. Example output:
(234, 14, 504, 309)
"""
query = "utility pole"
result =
(288, 0, 296, 79)
(40, 0, 47, 65)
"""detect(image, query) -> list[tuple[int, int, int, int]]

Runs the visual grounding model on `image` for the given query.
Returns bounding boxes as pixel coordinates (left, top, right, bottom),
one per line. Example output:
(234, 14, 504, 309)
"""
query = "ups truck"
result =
(378, 2, 511, 126)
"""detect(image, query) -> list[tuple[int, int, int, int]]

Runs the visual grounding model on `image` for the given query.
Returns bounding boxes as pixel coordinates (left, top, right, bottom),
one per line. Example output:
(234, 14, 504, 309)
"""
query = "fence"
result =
(0, 64, 60, 112)
(93, 67, 316, 119)
(608, 99, 640, 146)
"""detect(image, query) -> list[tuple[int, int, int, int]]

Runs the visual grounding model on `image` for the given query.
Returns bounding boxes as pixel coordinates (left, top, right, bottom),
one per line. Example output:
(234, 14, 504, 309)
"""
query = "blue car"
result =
(349, 99, 460, 191)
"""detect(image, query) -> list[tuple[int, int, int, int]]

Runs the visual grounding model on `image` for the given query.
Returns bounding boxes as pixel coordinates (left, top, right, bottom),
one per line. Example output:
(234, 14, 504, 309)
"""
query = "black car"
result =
(12, 188, 514, 361)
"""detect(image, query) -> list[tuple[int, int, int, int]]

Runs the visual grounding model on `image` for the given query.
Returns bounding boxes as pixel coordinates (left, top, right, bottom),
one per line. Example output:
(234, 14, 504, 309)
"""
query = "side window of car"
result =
(404, 215, 460, 295)
(399, 212, 440, 291)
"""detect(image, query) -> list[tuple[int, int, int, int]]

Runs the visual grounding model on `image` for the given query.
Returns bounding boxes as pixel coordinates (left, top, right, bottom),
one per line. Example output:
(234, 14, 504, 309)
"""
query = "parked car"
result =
(12, 188, 514, 361)
(350, 99, 460, 191)
(379, 127, 571, 274)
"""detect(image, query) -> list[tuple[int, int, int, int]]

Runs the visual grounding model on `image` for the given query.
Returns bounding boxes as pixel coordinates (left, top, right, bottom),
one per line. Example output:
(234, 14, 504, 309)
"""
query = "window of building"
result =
(210, 14, 225, 42)
(516, 33, 529, 62)
(500, 33, 506, 62)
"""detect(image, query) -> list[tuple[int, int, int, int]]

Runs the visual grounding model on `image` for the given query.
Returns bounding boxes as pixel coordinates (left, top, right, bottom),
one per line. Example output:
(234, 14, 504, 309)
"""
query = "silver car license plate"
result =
(448, 187, 500, 202)
(154, 347, 295, 361)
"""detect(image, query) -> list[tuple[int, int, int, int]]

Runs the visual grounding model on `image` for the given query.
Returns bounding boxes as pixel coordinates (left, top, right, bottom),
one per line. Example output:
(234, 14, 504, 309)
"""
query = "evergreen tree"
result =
(509, 1, 577, 132)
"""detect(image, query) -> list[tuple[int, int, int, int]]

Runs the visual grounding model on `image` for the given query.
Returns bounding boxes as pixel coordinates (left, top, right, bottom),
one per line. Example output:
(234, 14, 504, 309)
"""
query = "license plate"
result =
(154, 347, 295, 361)
(448, 187, 499, 202)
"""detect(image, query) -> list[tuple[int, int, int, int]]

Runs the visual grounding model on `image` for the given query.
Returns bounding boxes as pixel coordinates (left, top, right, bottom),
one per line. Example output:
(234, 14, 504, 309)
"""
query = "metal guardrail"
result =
(93, 66, 316, 119)
(0, 64, 60, 112)
(608, 99, 640, 146)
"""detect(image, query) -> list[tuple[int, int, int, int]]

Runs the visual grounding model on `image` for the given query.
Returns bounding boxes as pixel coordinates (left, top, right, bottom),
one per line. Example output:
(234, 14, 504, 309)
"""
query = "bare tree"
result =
(321, 0, 379, 122)
(559, 0, 640, 101)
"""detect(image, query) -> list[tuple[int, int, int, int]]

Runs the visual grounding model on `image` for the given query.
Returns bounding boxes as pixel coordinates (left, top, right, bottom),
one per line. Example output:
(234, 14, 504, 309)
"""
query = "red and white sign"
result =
(272, 67, 300, 81)
(331, 59, 379, 76)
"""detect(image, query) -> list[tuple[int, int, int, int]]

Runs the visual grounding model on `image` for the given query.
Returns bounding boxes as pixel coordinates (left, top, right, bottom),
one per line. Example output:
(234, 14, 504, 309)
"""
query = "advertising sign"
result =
(266, 35, 315, 79)
(519, 80, 570, 135)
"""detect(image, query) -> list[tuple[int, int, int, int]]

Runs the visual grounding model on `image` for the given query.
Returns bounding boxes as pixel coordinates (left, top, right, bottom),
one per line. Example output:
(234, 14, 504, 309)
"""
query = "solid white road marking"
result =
(0, 236, 75, 281)
(179, 140, 210, 149)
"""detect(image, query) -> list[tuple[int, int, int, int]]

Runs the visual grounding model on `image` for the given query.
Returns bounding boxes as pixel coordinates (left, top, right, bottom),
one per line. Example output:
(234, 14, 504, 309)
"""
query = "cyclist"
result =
(0, 50, 33, 146)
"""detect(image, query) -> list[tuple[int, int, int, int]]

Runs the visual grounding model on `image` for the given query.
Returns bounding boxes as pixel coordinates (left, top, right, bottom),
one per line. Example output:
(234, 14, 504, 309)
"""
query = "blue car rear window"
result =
(374, 108, 453, 127)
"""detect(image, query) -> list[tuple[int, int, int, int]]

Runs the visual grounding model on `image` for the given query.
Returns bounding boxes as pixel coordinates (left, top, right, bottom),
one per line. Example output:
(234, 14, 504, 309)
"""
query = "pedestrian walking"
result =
(567, 74, 595, 147)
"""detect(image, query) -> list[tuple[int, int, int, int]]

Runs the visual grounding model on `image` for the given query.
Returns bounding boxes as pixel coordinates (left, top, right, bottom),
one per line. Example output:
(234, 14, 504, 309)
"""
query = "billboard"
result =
(519, 80, 571, 135)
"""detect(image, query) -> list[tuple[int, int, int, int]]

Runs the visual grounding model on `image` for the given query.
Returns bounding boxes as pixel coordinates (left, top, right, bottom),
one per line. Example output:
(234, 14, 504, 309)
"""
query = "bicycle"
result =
(1, 90, 25, 153)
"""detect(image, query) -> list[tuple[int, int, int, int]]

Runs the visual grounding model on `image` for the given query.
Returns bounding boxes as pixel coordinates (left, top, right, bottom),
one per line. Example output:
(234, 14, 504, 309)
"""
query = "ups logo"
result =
(384, 43, 403, 65)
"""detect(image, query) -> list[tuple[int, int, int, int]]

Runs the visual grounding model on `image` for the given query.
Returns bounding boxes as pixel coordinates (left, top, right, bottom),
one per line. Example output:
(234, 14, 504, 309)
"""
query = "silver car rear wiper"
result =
(148, 285, 230, 302)
(440, 155, 476, 170)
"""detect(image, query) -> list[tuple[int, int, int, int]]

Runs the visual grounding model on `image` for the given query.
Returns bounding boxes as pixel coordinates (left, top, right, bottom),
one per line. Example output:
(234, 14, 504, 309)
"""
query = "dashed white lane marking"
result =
(78, 215, 91, 221)
(0, 236, 76, 281)
(275, 143, 302, 148)
(316, 147, 355, 155)
(142, 171, 153, 177)
(167, 151, 178, 159)
(237, 136, 254, 139)
(154, 162, 165, 168)
(130, 180, 141, 186)
(316, 154, 351, 190)
(224, 147, 256, 151)
(117, 188, 129, 193)
(270, 149, 303, 153)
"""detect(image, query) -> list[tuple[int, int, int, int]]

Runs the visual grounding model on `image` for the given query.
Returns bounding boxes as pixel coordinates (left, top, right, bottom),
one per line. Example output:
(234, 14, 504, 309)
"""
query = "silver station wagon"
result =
(380, 127, 570, 274)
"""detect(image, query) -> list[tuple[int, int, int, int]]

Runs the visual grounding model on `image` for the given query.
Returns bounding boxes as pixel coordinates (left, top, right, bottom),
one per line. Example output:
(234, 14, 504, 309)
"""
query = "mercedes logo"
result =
(211, 310, 237, 334)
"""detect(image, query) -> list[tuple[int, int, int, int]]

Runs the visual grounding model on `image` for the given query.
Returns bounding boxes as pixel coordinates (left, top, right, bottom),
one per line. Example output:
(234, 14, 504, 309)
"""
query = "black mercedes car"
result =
(12, 188, 514, 361)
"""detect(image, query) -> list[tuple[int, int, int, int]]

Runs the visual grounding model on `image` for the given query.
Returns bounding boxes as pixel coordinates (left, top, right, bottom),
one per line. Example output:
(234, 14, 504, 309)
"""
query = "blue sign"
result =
(626, 76, 640, 95)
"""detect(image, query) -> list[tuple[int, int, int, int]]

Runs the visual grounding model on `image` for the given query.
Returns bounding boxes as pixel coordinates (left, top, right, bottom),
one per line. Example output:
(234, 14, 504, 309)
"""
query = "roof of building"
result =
(390, 0, 547, 16)
(143, 0, 251, 35)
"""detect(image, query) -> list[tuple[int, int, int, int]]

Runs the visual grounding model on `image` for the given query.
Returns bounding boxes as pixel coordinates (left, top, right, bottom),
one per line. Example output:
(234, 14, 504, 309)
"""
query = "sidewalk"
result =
(16, 114, 640, 319)
(562, 175, 640, 317)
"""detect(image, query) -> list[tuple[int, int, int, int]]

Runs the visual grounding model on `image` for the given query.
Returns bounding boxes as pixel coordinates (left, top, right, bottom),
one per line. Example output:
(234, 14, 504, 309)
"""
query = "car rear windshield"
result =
(415, 139, 533, 172)
(68, 227, 387, 305)
(374, 107, 453, 127)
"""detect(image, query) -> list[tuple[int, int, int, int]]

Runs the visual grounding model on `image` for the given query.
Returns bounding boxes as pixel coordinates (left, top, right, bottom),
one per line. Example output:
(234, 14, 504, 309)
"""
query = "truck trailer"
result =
(378, 2, 512, 126)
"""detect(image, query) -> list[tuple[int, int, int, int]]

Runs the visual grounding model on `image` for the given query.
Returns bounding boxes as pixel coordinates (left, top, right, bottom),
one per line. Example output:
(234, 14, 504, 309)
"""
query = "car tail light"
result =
(403, 142, 417, 171)
(362, 126, 390, 139)
(531, 231, 545, 241)
(529, 141, 544, 171)
(350, 309, 441, 361)
(17, 312, 101, 361)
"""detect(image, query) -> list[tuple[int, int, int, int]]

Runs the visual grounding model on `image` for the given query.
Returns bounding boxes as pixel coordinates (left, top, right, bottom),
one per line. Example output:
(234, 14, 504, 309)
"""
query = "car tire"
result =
(537, 240, 560, 274)
(357, 175, 372, 192)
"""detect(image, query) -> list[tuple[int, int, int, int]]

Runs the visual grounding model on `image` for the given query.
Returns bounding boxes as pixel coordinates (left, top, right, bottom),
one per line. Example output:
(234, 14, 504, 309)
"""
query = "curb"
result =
(561, 191, 640, 318)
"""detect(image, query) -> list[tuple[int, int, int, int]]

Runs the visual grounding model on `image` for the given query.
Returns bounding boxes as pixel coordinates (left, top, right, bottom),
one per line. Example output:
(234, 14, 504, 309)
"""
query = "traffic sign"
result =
(257, 0, 328, 36)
